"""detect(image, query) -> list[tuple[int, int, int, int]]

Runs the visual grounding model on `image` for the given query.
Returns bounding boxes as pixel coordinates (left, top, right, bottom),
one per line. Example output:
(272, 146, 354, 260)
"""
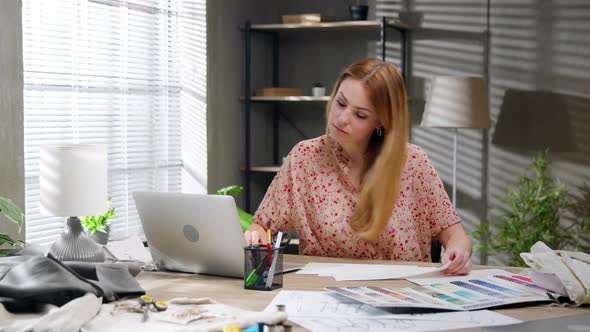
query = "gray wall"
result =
(207, 0, 277, 204)
(0, 0, 25, 242)
(487, 0, 590, 264)
(2, 0, 588, 259)
(208, 0, 381, 208)
(209, 0, 590, 265)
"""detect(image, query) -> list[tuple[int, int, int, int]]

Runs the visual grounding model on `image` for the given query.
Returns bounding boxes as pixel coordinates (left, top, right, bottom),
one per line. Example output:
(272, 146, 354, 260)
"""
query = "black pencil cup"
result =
(244, 245, 284, 291)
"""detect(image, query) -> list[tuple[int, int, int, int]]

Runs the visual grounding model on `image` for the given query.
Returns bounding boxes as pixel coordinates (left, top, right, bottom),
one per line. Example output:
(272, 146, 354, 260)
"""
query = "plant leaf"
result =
(0, 233, 24, 251)
(237, 208, 253, 233)
(0, 233, 18, 246)
(81, 197, 114, 233)
(216, 185, 243, 196)
(0, 197, 23, 228)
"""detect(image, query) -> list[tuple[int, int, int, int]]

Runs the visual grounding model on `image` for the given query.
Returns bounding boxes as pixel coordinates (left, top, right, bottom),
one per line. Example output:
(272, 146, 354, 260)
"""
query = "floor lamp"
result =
(421, 76, 491, 206)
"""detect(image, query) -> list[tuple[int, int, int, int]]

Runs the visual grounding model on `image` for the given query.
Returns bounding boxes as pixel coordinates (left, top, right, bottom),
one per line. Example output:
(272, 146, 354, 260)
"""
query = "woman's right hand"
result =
(244, 223, 268, 245)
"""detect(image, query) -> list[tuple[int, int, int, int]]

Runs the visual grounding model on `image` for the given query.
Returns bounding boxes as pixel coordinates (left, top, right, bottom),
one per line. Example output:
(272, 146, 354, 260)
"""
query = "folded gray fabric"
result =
(0, 254, 145, 312)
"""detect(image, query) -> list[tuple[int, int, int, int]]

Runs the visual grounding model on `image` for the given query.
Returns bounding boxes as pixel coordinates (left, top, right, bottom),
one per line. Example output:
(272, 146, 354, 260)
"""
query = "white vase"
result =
(312, 87, 326, 97)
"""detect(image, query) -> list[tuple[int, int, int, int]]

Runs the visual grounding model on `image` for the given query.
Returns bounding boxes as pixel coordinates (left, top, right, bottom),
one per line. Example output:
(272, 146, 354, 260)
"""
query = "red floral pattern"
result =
(253, 135, 460, 262)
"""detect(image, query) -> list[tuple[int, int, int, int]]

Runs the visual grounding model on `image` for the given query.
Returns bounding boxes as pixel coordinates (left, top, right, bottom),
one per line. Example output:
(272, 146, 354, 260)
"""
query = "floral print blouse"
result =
(252, 135, 460, 262)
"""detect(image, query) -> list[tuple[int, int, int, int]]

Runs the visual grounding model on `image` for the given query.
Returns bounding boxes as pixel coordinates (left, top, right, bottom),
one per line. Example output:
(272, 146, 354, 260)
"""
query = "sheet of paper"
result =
(103, 235, 152, 263)
(266, 290, 521, 332)
(265, 290, 392, 318)
(297, 262, 450, 281)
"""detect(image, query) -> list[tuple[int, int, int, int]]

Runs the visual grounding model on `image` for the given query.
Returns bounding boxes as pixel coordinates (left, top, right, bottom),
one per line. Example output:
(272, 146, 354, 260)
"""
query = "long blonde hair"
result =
(325, 58, 409, 241)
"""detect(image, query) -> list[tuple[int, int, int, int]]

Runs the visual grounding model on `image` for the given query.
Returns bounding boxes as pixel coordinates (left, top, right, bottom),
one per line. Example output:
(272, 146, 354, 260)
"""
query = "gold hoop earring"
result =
(376, 128, 383, 137)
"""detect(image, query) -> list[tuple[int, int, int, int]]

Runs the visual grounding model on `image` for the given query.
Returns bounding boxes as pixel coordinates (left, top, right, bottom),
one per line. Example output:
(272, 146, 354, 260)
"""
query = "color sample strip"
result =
(412, 286, 468, 305)
(469, 279, 525, 296)
(450, 281, 508, 298)
(494, 275, 547, 291)
(511, 275, 533, 283)
(398, 289, 445, 305)
(327, 287, 379, 303)
(347, 287, 401, 303)
(368, 287, 421, 304)
(431, 283, 484, 301)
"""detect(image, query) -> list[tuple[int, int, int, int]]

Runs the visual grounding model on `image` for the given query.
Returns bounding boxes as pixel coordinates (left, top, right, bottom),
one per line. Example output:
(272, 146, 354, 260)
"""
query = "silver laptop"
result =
(133, 192, 248, 278)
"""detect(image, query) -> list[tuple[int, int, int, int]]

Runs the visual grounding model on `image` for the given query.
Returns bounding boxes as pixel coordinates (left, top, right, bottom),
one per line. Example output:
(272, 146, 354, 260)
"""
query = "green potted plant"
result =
(349, 0, 369, 20)
(0, 196, 25, 256)
(81, 197, 115, 245)
(472, 151, 587, 266)
(216, 185, 253, 232)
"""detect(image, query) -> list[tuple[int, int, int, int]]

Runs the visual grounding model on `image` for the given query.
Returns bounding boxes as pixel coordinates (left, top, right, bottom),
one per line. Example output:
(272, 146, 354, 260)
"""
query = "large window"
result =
(22, 0, 206, 244)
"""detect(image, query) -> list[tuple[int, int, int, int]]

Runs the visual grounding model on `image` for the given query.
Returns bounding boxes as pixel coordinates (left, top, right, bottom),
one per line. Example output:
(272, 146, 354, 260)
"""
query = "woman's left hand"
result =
(441, 248, 472, 275)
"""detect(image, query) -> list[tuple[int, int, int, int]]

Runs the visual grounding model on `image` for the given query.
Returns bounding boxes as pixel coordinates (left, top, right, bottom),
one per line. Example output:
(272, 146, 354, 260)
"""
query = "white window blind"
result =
(22, 0, 206, 245)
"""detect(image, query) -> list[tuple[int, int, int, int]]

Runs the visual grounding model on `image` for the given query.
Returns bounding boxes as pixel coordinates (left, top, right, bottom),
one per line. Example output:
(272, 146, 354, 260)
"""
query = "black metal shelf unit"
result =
(241, 17, 411, 212)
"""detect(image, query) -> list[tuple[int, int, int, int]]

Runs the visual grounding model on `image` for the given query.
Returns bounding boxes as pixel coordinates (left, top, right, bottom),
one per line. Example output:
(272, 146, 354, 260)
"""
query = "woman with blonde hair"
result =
(244, 58, 472, 275)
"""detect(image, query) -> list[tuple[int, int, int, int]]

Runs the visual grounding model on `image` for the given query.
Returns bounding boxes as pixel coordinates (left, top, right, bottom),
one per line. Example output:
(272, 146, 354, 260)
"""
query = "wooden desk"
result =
(137, 254, 589, 331)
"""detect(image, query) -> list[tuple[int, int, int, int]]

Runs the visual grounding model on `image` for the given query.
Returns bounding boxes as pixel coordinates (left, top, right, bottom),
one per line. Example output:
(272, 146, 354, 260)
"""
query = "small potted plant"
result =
(349, 0, 369, 21)
(472, 151, 585, 266)
(81, 197, 115, 245)
(0, 196, 25, 256)
(312, 82, 326, 97)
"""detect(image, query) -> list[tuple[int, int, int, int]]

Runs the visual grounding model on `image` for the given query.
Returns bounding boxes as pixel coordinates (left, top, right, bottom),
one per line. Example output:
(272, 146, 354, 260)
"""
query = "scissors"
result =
(138, 294, 168, 322)
(271, 231, 291, 248)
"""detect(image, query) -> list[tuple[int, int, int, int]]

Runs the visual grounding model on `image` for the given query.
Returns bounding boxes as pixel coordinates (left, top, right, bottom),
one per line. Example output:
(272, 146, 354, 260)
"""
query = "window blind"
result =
(22, 0, 206, 244)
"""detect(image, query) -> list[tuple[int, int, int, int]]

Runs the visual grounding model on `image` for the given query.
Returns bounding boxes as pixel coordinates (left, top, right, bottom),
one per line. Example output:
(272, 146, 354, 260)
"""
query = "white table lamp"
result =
(421, 76, 490, 206)
(40, 145, 108, 262)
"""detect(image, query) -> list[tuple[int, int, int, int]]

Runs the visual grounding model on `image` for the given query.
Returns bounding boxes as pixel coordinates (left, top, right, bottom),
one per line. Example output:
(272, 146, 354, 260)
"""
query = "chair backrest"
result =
(283, 234, 443, 263)
(431, 239, 442, 263)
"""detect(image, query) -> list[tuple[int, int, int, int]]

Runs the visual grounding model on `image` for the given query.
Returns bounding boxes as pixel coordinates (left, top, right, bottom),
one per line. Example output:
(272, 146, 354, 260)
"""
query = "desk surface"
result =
(136, 254, 589, 331)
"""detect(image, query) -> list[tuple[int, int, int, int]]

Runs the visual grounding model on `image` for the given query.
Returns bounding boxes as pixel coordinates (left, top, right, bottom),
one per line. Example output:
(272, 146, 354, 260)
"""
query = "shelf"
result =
(242, 95, 422, 104)
(242, 19, 411, 32)
(242, 96, 330, 102)
(241, 166, 281, 173)
(240, 17, 413, 210)
(241, 20, 485, 44)
(241, 15, 486, 212)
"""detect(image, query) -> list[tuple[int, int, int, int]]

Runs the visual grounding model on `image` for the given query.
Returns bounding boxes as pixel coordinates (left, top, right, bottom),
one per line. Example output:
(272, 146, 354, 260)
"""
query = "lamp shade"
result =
(492, 89, 575, 152)
(40, 145, 107, 217)
(421, 76, 491, 128)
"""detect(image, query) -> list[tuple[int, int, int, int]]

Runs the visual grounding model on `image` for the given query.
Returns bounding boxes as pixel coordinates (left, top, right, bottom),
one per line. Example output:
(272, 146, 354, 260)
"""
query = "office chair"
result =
(431, 239, 442, 263)
(286, 233, 444, 263)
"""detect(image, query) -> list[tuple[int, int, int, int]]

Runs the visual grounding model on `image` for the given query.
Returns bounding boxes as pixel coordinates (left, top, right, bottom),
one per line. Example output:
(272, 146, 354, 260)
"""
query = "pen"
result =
(266, 229, 272, 266)
(246, 252, 268, 288)
(265, 230, 283, 288)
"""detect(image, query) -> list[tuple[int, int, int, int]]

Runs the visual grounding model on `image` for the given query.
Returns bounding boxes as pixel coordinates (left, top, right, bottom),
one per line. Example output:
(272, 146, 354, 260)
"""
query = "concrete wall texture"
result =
(3, 0, 588, 262)
(208, 0, 590, 264)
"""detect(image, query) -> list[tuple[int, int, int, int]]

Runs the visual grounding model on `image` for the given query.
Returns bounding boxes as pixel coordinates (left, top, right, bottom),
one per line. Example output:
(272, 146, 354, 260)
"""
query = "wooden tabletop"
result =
(136, 254, 589, 331)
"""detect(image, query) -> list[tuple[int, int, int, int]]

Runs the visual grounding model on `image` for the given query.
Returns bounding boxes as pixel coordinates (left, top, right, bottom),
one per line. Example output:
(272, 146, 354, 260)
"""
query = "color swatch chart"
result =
(327, 269, 551, 311)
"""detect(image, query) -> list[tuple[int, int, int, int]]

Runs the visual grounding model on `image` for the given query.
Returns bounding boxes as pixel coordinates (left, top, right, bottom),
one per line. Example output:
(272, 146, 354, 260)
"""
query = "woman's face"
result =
(328, 78, 381, 148)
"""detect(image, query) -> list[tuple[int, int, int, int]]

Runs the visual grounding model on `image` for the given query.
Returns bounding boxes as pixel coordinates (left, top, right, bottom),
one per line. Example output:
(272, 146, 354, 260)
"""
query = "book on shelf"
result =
(281, 13, 335, 24)
(326, 269, 554, 312)
(255, 87, 303, 97)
